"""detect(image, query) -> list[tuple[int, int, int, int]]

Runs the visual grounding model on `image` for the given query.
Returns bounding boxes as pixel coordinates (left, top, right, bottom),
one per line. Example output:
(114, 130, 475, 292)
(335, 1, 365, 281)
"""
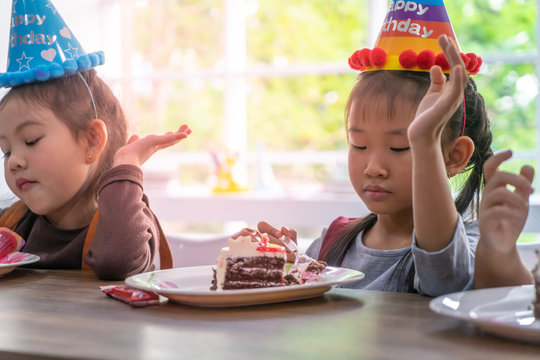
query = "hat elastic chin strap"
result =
(81, 162, 93, 188)
(77, 72, 98, 119)
(75, 72, 97, 195)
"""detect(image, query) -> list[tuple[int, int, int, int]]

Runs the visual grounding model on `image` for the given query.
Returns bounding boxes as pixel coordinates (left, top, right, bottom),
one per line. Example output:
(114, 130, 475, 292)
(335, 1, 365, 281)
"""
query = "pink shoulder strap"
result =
(318, 216, 357, 260)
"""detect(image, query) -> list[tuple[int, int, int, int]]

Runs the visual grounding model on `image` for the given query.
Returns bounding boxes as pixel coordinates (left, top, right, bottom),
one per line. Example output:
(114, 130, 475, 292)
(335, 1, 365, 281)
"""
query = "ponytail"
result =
(451, 78, 493, 217)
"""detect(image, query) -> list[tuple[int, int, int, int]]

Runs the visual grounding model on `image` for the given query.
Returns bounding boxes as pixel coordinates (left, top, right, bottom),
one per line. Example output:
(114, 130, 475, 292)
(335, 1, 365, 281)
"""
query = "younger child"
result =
(475, 150, 535, 288)
(0, 0, 191, 280)
(0, 71, 191, 280)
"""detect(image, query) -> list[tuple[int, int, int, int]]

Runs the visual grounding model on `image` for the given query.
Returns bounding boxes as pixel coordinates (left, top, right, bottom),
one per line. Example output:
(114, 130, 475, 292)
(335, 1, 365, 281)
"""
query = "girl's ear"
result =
(83, 119, 108, 163)
(444, 136, 475, 178)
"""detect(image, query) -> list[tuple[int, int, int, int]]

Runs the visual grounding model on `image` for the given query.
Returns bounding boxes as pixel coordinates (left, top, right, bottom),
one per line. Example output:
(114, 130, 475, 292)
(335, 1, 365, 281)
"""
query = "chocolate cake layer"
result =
(227, 257, 285, 268)
(225, 268, 284, 282)
(221, 256, 286, 289)
(223, 281, 283, 289)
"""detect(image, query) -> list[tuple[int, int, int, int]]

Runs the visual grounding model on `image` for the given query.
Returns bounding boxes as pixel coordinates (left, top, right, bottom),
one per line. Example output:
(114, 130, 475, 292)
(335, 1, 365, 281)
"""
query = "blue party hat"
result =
(0, 0, 105, 88)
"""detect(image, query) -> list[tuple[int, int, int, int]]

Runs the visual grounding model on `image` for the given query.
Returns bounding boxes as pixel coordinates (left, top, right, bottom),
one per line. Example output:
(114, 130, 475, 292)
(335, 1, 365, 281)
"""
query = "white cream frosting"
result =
(215, 234, 286, 291)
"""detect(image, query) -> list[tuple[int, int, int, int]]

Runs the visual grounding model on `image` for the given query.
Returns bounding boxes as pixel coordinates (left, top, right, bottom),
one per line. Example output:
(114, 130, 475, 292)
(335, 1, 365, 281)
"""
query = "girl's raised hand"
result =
(407, 35, 468, 146)
(113, 124, 191, 167)
(479, 150, 534, 254)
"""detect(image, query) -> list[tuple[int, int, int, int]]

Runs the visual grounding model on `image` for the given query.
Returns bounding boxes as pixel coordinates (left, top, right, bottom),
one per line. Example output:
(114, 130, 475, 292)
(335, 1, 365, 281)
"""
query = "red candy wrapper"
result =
(100, 285, 160, 307)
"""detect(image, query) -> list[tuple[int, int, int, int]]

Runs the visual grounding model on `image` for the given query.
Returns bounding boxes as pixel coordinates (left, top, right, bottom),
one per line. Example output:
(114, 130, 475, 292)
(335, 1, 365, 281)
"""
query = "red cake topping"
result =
(255, 233, 286, 253)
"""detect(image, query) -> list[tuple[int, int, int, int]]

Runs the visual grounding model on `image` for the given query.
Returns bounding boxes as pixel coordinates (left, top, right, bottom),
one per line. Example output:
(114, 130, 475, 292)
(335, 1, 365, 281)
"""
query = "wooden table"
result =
(1, 269, 539, 360)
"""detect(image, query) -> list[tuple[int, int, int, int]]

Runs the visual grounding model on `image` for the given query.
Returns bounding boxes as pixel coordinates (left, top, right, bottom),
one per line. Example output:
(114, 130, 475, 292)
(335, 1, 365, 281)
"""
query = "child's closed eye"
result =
(25, 138, 41, 146)
(351, 144, 367, 150)
(2, 151, 10, 159)
(390, 147, 410, 152)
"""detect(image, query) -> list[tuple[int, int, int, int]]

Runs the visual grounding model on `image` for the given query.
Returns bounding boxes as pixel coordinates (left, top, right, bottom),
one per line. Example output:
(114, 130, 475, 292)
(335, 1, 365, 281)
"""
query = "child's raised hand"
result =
(113, 124, 191, 167)
(408, 35, 468, 146)
(479, 150, 534, 254)
(257, 221, 297, 262)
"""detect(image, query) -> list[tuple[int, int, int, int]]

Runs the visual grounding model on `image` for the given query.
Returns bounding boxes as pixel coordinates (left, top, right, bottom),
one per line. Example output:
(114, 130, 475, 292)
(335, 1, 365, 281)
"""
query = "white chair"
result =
(166, 233, 229, 268)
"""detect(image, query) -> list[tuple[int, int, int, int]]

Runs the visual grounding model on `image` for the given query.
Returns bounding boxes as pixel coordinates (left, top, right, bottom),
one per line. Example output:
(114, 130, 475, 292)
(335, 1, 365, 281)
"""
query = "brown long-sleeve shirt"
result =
(14, 165, 163, 280)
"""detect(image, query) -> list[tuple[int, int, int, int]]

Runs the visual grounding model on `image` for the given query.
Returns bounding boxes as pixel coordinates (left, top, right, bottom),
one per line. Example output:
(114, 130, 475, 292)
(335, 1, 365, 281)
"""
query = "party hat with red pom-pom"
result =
(349, 0, 482, 75)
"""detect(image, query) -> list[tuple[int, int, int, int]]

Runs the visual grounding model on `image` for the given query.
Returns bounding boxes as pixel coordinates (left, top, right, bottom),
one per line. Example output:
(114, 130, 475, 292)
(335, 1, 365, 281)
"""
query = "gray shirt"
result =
(306, 216, 478, 296)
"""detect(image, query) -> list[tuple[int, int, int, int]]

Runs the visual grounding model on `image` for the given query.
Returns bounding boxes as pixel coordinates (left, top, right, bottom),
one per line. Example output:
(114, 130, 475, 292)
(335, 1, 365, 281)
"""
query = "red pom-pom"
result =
(399, 50, 417, 69)
(466, 53, 478, 73)
(471, 56, 483, 75)
(417, 50, 435, 69)
(460, 53, 470, 68)
(359, 48, 372, 68)
(370, 47, 387, 68)
(435, 53, 450, 71)
(348, 50, 364, 71)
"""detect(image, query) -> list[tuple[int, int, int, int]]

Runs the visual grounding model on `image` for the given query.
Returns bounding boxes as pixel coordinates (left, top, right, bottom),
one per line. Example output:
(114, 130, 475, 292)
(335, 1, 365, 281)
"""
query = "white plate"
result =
(430, 285, 540, 343)
(125, 265, 364, 307)
(0, 252, 40, 277)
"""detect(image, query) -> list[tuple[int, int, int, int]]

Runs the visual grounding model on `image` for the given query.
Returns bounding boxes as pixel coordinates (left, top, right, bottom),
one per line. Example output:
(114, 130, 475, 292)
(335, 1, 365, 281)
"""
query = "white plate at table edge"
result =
(0, 252, 40, 277)
(429, 285, 540, 343)
(125, 265, 364, 307)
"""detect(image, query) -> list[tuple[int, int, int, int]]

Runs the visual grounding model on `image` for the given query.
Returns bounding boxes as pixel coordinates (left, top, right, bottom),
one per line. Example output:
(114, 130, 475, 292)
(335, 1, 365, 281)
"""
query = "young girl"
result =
(0, 69, 191, 280)
(475, 150, 535, 288)
(258, 35, 492, 296)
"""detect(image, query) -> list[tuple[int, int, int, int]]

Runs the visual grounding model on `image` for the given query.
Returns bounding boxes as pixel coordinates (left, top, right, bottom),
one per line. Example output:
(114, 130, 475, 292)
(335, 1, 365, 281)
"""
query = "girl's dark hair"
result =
(0, 70, 128, 204)
(325, 70, 493, 292)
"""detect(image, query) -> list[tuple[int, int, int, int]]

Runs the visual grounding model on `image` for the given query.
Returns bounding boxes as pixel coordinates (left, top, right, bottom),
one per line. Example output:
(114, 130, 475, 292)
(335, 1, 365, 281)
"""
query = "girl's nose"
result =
(8, 151, 27, 171)
(364, 154, 388, 178)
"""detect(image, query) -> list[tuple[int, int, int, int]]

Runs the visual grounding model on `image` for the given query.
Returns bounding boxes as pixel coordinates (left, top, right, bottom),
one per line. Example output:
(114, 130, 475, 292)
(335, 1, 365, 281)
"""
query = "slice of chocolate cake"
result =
(211, 233, 287, 291)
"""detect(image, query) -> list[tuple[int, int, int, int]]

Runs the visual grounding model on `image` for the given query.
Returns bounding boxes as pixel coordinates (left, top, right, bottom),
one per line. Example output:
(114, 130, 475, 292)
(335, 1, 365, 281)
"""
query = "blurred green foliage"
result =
(447, 0, 538, 157)
(246, 0, 365, 151)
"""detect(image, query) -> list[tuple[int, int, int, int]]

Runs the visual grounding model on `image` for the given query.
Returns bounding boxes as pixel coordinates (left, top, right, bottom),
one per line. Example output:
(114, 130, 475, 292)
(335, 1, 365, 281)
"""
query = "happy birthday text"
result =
(383, 1, 434, 38)
(11, 14, 47, 27)
(10, 14, 56, 48)
(389, 1, 429, 15)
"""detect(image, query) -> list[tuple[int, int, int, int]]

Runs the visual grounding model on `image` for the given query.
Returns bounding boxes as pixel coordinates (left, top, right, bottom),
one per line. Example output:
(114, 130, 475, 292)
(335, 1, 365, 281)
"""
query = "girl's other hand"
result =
(113, 124, 192, 167)
(408, 35, 467, 147)
(479, 150, 534, 254)
(257, 221, 297, 262)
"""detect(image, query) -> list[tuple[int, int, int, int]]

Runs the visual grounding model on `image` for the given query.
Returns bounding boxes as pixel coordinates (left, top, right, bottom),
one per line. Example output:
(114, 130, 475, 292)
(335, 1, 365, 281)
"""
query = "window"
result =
(1, 1, 539, 238)
(100, 0, 378, 189)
